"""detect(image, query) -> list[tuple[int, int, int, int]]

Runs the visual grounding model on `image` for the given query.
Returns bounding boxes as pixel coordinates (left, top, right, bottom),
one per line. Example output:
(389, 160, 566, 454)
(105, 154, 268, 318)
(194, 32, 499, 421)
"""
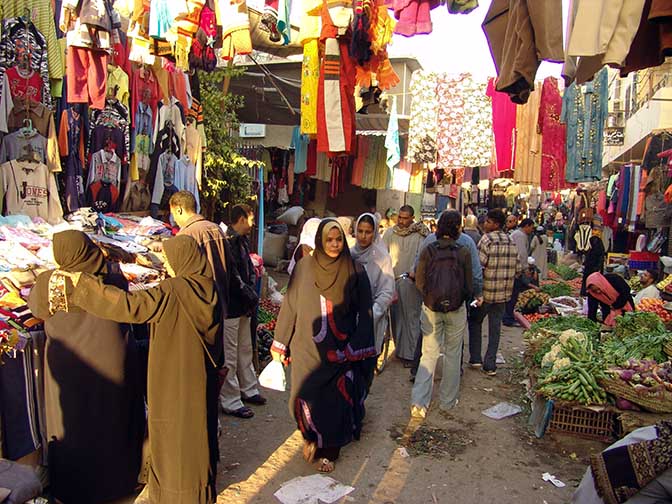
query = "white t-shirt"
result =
(634, 284, 662, 305)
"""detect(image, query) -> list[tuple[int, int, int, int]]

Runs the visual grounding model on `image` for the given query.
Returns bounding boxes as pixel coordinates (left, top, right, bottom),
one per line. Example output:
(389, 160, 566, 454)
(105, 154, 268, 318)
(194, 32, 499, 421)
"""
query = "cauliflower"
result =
(552, 357, 571, 372)
(541, 344, 563, 367)
(559, 329, 585, 345)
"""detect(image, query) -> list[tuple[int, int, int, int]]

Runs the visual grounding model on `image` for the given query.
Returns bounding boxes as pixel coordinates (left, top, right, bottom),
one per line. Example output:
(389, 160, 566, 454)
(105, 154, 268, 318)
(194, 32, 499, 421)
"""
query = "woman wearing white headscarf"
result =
(351, 213, 395, 354)
(288, 218, 321, 276)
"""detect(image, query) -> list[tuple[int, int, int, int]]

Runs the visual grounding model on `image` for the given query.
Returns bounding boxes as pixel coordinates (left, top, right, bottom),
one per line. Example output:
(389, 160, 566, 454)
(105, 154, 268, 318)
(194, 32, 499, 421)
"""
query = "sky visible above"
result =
(386, 0, 567, 81)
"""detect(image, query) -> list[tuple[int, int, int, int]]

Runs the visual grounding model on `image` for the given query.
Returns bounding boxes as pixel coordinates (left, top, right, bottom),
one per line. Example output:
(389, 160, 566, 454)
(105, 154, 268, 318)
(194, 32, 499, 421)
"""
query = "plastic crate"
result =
(547, 401, 617, 442)
(629, 260, 659, 270)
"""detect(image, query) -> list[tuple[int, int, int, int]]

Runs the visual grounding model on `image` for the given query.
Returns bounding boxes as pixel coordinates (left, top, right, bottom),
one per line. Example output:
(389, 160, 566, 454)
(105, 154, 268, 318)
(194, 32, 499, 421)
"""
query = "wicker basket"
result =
(665, 341, 672, 357)
(547, 401, 617, 442)
(600, 378, 672, 413)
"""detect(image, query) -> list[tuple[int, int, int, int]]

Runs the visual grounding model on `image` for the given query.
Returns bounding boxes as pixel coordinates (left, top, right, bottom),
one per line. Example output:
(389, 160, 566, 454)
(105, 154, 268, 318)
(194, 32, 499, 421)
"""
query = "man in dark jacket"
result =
(221, 204, 266, 418)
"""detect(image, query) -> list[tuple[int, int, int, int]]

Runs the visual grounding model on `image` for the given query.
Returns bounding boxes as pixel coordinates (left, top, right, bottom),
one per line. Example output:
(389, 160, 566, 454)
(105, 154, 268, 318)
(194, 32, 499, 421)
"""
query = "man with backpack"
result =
(410, 210, 473, 419)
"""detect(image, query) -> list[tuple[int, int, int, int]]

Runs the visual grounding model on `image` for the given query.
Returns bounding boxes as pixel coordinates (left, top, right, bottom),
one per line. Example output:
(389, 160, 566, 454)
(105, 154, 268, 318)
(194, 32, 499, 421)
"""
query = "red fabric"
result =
(306, 140, 317, 176)
(394, 0, 434, 36)
(67, 47, 108, 110)
(316, 5, 356, 157)
(351, 136, 368, 186)
(5, 66, 43, 103)
(131, 66, 163, 127)
(487, 77, 517, 172)
(169, 69, 189, 111)
(538, 77, 567, 191)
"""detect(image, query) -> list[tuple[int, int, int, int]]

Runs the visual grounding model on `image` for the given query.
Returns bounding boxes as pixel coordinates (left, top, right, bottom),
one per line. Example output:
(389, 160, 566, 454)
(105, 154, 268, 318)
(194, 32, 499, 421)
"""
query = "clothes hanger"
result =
(19, 118, 35, 137)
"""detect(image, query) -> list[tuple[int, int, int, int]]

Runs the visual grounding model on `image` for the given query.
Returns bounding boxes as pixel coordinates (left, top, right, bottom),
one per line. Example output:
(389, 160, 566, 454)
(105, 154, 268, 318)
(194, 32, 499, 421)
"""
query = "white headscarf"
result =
(350, 212, 395, 324)
(350, 213, 385, 263)
(288, 218, 321, 275)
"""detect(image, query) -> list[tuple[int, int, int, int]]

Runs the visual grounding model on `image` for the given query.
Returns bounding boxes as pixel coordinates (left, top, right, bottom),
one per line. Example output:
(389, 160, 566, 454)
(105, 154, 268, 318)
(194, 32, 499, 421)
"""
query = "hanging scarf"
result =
(586, 272, 633, 326)
(392, 221, 429, 238)
(591, 421, 672, 504)
(312, 219, 358, 325)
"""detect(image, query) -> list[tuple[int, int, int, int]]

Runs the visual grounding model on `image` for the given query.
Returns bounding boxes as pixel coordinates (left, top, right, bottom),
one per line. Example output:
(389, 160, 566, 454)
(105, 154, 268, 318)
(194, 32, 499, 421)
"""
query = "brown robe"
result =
(27, 231, 143, 504)
(63, 235, 221, 504)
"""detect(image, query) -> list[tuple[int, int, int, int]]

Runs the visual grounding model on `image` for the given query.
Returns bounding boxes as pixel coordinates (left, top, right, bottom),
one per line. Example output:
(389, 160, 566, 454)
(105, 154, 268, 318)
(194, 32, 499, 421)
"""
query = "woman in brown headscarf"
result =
(271, 219, 376, 473)
(28, 230, 144, 504)
(51, 234, 222, 504)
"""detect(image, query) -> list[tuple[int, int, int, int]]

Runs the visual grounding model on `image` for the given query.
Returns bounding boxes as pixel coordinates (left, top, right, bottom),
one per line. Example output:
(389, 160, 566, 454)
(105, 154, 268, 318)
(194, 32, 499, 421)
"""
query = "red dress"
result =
(538, 77, 567, 191)
(487, 78, 517, 173)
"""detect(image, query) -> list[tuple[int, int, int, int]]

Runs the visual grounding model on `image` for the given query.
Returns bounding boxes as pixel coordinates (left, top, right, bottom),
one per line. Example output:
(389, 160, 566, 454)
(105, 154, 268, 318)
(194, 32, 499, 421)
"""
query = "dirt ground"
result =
(214, 322, 607, 504)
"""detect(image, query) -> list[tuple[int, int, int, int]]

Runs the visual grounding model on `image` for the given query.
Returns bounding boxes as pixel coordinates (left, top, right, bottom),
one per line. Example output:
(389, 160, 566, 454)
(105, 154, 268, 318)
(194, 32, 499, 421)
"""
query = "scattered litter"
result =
(569, 453, 578, 460)
(397, 447, 409, 458)
(483, 388, 494, 392)
(274, 474, 355, 504)
(496, 353, 506, 364)
(482, 402, 523, 420)
(542, 473, 566, 488)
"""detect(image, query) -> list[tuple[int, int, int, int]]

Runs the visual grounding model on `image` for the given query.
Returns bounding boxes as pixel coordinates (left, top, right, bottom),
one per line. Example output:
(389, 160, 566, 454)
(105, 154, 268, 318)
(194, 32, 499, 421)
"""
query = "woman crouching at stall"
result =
(585, 272, 635, 327)
(49, 235, 222, 504)
(271, 219, 376, 473)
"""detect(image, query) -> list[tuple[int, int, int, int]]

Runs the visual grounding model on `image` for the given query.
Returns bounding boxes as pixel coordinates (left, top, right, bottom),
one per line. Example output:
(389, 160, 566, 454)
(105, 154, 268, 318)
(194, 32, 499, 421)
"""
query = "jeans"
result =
(468, 302, 506, 372)
(411, 304, 467, 410)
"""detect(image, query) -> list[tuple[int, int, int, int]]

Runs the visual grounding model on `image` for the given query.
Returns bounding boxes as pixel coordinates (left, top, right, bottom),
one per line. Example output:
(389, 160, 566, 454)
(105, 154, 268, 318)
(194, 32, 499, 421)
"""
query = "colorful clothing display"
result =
(513, 86, 542, 185)
(407, 70, 439, 164)
(562, 67, 608, 184)
(539, 77, 567, 190)
(487, 77, 517, 172)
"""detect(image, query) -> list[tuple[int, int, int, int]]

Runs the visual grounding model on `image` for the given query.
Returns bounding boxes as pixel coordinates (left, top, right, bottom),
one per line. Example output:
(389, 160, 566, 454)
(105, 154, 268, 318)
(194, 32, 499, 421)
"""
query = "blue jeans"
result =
(411, 304, 467, 410)
(468, 302, 505, 372)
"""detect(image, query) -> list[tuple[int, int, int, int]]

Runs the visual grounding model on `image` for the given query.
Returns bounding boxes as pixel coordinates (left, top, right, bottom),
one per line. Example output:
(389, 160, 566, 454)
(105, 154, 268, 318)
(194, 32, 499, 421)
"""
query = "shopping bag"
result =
(259, 360, 286, 391)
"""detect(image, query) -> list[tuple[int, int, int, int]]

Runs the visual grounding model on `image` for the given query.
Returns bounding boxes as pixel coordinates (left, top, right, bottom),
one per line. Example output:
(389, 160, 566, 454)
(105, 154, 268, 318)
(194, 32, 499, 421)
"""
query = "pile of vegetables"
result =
(525, 316, 601, 367)
(637, 298, 672, 323)
(257, 299, 282, 363)
(536, 330, 608, 404)
(549, 263, 581, 280)
(540, 282, 572, 298)
(608, 359, 672, 392)
(516, 289, 550, 313)
(628, 276, 642, 292)
(523, 313, 553, 324)
(614, 312, 665, 339)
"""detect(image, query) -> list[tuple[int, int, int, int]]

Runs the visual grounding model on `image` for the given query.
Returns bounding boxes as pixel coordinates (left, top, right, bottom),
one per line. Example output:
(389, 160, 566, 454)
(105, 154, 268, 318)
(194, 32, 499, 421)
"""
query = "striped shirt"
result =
(479, 231, 522, 304)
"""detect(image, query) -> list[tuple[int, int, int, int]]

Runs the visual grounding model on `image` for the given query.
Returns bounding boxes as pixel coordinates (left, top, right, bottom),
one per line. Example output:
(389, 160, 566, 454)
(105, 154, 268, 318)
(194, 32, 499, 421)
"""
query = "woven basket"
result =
(665, 341, 672, 358)
(600, 378, 672, 413)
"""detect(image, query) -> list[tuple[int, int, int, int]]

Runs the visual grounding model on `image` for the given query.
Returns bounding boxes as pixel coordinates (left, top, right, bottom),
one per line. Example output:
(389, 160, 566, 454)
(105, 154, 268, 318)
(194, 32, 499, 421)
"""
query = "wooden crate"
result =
(547, 401, 617, 442)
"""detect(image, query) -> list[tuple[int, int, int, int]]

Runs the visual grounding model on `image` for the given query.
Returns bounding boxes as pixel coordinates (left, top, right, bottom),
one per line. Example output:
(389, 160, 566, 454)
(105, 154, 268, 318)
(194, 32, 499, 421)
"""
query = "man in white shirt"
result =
(634, 270, 662, 305)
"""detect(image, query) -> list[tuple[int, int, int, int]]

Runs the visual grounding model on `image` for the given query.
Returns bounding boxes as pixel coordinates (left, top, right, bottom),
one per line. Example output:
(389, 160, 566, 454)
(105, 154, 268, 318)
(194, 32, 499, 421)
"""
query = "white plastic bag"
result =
(259, 360, 287, 391)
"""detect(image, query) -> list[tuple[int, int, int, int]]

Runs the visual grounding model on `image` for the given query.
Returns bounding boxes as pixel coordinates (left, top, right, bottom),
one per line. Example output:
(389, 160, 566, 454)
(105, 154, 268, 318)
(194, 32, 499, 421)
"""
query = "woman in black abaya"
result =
(271, 219, 376, 473)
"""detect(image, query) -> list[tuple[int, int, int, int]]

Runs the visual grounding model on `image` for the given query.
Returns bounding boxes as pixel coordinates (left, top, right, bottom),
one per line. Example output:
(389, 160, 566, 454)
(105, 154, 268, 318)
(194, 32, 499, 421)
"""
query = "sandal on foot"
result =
(317, 458, 335, 473)
(242, 394, 267, 405)
(226, 406, 254, 418)
(303, 441, 317, 463)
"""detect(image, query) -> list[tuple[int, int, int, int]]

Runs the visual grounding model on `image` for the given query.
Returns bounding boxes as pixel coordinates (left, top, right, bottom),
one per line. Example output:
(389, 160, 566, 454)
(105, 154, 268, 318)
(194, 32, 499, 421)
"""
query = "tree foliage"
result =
(199, 68, 256, 221)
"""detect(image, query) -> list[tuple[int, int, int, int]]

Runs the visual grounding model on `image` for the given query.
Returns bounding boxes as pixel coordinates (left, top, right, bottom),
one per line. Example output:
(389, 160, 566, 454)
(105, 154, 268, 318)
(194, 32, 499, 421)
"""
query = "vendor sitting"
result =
(521, 257, 540, 290)
(634, 269, 662, 305)
(585, 272, 635, 327)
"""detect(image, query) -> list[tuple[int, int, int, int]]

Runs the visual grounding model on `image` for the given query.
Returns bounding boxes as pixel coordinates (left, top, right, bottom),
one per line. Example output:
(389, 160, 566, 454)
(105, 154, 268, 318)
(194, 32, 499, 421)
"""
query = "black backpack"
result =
(422, 241, 466, 312)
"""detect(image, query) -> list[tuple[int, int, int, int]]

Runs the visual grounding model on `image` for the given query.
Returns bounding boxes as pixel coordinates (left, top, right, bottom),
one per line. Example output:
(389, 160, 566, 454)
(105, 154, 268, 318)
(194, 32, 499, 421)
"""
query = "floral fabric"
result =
(407, 70, 439, 163)
(540, 77, 568, 190)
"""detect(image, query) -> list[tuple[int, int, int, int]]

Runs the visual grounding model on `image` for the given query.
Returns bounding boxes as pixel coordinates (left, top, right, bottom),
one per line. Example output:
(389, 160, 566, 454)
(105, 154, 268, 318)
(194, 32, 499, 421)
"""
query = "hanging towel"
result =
(385, 96, 400, 188)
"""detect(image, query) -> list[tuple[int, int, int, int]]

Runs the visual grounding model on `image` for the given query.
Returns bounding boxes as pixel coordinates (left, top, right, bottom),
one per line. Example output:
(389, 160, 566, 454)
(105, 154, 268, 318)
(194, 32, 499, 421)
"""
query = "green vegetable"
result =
(601, 331, 672, 366)
(613, 312, 666, 339)
(541, 282, 573, 297)
(527, 316, 601, 339)
(549, 263, 581, 280)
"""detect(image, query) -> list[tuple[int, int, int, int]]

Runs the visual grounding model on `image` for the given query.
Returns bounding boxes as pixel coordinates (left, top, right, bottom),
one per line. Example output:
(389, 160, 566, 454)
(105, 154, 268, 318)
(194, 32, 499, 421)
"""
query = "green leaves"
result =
(199, 68, 256, 220)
